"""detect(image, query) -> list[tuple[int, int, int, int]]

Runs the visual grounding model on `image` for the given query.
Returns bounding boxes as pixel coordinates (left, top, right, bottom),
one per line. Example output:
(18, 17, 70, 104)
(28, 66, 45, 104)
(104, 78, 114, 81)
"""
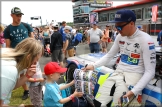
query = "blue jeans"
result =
(89, 43, 100, 53)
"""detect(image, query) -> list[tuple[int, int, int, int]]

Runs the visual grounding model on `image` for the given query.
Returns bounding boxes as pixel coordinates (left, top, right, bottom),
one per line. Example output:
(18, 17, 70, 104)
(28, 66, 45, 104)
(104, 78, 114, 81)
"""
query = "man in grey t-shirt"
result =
(88, 22, 104, 53)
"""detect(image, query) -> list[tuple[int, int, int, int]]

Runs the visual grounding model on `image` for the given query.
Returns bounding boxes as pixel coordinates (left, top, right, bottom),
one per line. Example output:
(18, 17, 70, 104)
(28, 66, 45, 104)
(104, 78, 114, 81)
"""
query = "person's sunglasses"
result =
(115, 22, 131, 31)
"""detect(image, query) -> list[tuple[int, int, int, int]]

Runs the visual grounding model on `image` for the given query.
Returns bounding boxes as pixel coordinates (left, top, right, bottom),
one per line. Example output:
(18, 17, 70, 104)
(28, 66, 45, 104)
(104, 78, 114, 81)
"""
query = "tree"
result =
(66, 22, 74, 27)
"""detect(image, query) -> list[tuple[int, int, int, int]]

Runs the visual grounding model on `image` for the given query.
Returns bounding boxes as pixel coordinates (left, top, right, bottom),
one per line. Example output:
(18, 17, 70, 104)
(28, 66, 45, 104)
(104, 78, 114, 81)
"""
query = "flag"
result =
(152, 5, 158, 22)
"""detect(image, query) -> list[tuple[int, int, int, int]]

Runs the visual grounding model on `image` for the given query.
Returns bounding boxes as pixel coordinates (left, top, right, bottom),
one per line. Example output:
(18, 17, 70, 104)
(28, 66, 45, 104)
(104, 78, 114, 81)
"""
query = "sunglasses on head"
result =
(115, 21, 131, 31)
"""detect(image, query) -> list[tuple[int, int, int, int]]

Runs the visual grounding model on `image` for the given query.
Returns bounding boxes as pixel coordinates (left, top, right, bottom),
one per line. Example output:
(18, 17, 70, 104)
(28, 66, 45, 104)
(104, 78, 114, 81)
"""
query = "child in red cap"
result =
(43, 62, 83, 107)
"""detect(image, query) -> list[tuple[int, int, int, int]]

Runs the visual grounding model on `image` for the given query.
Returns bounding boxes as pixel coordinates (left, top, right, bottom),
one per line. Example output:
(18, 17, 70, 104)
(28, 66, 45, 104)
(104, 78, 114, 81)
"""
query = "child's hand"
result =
(38, 78, 45, 82)
(42, 72, 45, 76)
(26, 63, 37, 77)
(73, 89, 83, 97)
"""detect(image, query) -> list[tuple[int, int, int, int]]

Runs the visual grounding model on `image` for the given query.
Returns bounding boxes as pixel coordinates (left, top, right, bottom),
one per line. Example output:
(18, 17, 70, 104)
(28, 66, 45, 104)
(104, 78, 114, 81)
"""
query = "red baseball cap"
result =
(44, 62, 67, 75)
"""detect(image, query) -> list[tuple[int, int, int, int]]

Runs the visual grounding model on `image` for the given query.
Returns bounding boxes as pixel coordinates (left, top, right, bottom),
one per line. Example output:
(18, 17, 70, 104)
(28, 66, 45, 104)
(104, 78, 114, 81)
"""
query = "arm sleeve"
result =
(93, 35, 120, 69)
(50, 34, 55, 52)
(131, 37, 156, 95)
(87, 30, 90, 36)
(65, 34, 69, 40)
(27, 24, 33, 32)
(0, 65, 18, 103)
(159, 32, 162, 45)
(50, 87, 62, 102)
(59, 28, 63, 35)
(3, 28, 10, 39)
(63, 33, 67, 42)
(99, 29, 104, 37)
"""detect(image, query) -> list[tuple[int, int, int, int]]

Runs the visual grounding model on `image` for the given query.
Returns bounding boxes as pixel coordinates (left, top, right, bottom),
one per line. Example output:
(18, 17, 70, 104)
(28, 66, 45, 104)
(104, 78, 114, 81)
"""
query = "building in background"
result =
(92, 0, 161, 35)
(72, 0, 113, 28)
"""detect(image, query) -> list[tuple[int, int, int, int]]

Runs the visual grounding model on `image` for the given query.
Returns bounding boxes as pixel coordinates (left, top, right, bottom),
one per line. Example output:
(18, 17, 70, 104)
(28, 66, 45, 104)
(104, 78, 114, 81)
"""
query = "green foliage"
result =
(9, 87, 32, 106)
(66, 22, 74, 27)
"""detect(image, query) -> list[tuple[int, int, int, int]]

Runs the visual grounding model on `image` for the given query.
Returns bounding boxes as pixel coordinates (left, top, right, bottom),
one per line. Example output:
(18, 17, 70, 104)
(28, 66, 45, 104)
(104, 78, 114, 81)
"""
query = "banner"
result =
(152, 5, 158, 22)
(89, 12, 98, 24)
(85, 0, 113, 7)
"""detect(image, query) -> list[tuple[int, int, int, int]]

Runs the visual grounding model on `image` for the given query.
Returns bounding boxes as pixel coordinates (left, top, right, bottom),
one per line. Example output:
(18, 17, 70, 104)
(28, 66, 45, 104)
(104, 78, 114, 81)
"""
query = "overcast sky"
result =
(1, 1, 136, 26)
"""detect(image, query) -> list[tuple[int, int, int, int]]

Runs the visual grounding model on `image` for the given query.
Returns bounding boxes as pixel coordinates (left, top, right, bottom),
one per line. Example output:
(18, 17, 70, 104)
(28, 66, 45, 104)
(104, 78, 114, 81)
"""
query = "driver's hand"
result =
(81, 64, 94, 72)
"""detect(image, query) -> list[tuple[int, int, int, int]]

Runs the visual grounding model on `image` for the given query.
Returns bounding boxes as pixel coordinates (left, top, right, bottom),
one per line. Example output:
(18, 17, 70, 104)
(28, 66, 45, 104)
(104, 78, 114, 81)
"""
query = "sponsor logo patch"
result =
(149, 45, 155, 50)
(115, 14, 121, 18)
(151, 61, 156, 63)
(127, 42, 131, 45)
(131, 53, 140, 59)
(151, 52, 156, 56)
(134, 43, 140, 49)
(148, 42, 154, 45)
(121, 54, 139, 65)
(150, 57, 156, 60)
(119, 41, 125, 45)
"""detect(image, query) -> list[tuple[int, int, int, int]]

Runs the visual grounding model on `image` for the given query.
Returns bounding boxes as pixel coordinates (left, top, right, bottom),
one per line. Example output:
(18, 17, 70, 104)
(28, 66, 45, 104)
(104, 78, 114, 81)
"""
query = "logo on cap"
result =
(15, 8, 21, 12)
(128, 17, 132, 21)
(115, 14, 121, 18)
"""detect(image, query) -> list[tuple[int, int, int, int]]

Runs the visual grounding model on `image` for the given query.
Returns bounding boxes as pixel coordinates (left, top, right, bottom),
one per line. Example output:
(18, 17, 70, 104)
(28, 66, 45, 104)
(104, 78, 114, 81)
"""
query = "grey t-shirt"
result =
(65, 33, 74, 50)
(88, 28, 103, 43)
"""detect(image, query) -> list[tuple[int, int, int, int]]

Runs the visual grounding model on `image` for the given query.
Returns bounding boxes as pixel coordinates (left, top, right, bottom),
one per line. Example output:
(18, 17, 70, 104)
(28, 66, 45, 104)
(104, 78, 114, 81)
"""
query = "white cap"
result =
(53, 24, 58, 27)
(80, 27, 83, 29)
(71, 29, 76, 34)
(64, 26, 72, 31)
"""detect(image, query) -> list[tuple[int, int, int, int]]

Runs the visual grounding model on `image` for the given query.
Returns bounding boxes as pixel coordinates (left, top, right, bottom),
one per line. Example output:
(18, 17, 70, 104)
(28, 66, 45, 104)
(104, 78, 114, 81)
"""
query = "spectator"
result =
(83, 27, 89, 43)
(59, 21, 67, 59)
(113, 27, 119, 41)
(157, 30, 162, 46)
(50, 24, 64, 67)
(101, 25, 111, 53)
(137, 26, 144, 31)
(0, 38, 44, 106)
(0, 25, 5, 48)
(42, 26, 50, 48)
(34, 27, 40, 41)
(28, 62, 45, 107)
(71, 28, 77, 56)
(63, 26, 74, 57)
(87, 22, 104, 53)
(3, 7, 34, 100)
(78, 27, 83, 34)
(4, 7, 34, 48)
(59, 21, 66, 42)
(39, 27, 44, 45)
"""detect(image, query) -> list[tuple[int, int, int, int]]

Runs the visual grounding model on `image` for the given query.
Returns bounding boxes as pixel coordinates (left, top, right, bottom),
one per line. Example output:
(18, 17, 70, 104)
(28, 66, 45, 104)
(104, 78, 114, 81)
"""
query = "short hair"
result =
(62, 21, 66, 24)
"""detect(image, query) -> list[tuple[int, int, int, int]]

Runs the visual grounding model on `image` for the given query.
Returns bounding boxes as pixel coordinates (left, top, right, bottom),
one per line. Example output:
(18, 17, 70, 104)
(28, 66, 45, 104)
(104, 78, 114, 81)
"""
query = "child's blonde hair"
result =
(0, 25, 5, 32)
(1, 38, 44, 72)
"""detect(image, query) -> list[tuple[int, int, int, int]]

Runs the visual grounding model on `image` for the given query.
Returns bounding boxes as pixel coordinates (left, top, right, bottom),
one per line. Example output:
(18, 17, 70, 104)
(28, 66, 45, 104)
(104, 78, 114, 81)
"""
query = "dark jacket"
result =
(50, 31, 63, 52)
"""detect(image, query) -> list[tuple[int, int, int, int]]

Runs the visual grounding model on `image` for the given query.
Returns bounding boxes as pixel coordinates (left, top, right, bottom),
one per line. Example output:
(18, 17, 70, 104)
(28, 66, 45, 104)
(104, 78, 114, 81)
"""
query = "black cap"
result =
(11, 7, 24, 15)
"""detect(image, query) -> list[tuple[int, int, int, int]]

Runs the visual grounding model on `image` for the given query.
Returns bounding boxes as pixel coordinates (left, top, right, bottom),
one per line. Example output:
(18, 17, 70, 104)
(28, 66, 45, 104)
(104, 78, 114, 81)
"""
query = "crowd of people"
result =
(0, 6, 161, 107)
